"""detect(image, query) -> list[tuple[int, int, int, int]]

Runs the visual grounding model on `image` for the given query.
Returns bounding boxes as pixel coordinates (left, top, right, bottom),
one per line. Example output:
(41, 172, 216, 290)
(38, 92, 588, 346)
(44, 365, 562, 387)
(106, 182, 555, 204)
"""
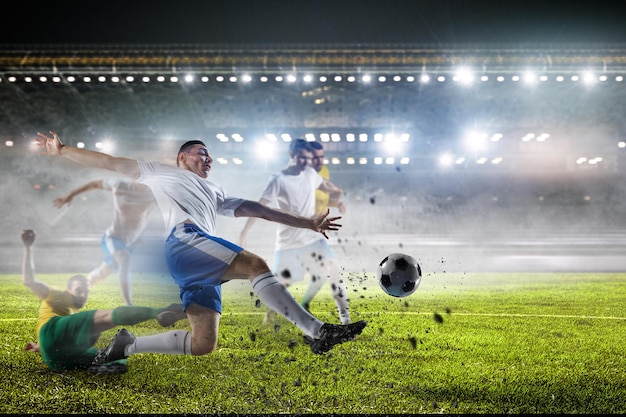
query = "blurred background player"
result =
(54, 178, 157, 305)
(299, 141, 347, 312)
(239, 139, 351, 325)
(20, 229, 183, 374)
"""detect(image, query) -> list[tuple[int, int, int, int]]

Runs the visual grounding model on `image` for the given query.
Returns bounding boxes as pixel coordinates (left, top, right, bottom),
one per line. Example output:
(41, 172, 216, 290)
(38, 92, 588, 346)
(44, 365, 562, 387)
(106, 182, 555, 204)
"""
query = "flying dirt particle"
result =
(273, 324, 281, 333)
(255, 299, 261, 308)
(281, 269, 291, 279)
(370, 196, 376, 204)
(408, 336, 417, 349)
(446, 307, 452, 314)
(249, 332, 256, 342)
(288, 339, 298, 349)
(434, 313, 444, 323)
(378, 327, 384, 335)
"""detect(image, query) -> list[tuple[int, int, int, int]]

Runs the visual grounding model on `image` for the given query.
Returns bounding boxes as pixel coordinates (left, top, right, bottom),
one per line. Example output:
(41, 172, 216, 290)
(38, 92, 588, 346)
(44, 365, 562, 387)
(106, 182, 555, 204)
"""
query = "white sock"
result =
(252, 272, 323, 337)
(126, 330, 191, 355)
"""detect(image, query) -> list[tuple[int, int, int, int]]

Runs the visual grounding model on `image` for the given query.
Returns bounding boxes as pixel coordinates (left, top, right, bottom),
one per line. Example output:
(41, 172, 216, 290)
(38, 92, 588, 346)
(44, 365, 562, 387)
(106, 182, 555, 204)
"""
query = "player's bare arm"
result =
(53, 180, 104, 208)
(35, 131, 141, 179)
(237, 198, 270, 247)
(21, 229, 50, 300)
(235, 201, 341, 239)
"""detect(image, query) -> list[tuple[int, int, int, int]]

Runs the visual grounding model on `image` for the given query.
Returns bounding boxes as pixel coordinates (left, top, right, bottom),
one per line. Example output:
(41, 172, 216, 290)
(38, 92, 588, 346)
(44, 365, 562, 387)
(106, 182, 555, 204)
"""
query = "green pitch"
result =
(1, 271, 625, 414)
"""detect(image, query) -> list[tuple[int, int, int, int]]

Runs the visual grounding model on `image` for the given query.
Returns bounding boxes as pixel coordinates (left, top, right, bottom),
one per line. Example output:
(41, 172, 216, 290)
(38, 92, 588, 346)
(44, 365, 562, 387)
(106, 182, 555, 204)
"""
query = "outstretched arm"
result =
(35, 131, 141, 179)
(235, 201, 341, 240)
(53, 180, 104, 208)
(21, 230, 49, 300)
(238, 198, 270, 247)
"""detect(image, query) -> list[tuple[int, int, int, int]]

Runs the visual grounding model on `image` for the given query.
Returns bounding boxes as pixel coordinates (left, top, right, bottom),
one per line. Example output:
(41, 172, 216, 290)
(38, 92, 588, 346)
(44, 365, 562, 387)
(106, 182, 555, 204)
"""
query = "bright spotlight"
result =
(256, 140, 278, 160)
(381, 134, 406, 155)
(438, 153, 454, 167)
(95, 140, 114, 153)
(464, 131, 488, 152)
(582, 71, 595, 84)
(523, 71, 537, 85)
(454, 67, 474, 85)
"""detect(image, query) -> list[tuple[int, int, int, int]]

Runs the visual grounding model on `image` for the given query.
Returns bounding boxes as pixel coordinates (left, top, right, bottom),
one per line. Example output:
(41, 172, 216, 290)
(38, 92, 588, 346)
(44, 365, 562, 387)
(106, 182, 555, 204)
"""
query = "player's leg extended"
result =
(88, 233, 117, 285)
(300, 273, 325, 311)
(112, 249, 133, 305)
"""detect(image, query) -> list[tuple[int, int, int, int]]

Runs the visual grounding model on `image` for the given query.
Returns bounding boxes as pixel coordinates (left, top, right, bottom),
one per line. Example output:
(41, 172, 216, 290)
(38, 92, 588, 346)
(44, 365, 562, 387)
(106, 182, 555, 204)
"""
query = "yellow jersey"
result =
(36, 287, 78, 338)
(315, 164, 330, 215)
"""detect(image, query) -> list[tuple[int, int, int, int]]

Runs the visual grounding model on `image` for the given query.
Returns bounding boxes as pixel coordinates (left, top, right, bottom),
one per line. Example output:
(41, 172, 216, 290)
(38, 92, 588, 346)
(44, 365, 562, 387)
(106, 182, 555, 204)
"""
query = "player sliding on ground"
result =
(20, 229, 183, 375)
(35, 131, 367, 366)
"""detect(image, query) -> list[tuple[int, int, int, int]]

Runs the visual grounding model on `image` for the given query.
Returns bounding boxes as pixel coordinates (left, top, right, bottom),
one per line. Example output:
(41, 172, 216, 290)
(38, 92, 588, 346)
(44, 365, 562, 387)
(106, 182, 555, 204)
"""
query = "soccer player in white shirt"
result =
(239, 139, 351, 325)
(35, 131, 366, 363)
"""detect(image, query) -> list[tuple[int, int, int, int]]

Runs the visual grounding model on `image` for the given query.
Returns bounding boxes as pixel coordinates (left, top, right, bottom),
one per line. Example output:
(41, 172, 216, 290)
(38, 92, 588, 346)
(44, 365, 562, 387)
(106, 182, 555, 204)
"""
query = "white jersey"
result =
(136, 161, 245, 236)
(261, 166, 323, 251)
(101, 178, 156, 246)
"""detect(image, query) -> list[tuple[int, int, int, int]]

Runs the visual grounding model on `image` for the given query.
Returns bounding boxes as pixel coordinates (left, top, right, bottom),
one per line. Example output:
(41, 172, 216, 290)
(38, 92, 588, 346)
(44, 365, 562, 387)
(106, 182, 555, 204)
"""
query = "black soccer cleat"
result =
(309, 320, 367, 354)
(88, 359, 128, 376)
(92, 329, 135, 365)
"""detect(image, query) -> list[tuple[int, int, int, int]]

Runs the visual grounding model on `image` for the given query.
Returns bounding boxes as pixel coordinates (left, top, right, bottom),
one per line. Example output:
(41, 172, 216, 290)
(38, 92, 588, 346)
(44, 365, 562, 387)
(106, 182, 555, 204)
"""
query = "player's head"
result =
(177, 140, 213, 178)
(289, 139, 313, 172)
(66, 274, 90, 309)
(309, 141, 325, 173)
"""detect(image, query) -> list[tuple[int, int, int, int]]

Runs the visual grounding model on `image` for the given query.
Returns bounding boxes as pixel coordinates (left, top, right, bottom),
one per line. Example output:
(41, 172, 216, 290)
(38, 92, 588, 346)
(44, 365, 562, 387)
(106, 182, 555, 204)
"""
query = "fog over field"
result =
(2, 147, 626, 276)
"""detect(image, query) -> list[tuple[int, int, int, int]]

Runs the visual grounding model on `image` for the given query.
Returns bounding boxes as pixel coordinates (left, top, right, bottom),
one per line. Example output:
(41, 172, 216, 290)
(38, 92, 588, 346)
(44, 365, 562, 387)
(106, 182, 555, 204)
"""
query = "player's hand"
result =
(24, 341, 40, 353)
(53, 196, 71, 208)
(35, 131, 64, 156)
(313, 208, 342, 239)
(21, 229, 35, 247)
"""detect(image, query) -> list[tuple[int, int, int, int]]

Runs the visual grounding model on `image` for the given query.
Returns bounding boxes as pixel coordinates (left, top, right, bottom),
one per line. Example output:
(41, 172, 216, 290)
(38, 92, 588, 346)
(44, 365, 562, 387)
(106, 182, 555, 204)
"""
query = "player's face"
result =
(311, 149, 324, 172)
(68, 279, 90, 309)
(180, 144, 213, 178)
(293, 149, 312, 172)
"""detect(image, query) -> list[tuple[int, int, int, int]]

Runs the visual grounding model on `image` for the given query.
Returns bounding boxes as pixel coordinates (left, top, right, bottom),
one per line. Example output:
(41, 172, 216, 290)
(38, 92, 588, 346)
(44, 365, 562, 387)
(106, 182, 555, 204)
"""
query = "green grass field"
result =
(1, 270, 625, 414)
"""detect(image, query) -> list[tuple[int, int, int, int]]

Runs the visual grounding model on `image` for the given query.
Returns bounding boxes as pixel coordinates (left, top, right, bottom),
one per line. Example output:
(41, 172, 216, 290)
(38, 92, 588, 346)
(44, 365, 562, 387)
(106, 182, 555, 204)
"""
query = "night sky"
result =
(4, 0, 626, 45)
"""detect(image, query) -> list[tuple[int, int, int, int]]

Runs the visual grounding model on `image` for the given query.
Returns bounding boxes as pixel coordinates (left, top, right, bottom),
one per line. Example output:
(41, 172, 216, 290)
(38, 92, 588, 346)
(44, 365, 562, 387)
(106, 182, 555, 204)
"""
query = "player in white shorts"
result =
(239, 139, 351, 325)
(36, 131, 367, 364)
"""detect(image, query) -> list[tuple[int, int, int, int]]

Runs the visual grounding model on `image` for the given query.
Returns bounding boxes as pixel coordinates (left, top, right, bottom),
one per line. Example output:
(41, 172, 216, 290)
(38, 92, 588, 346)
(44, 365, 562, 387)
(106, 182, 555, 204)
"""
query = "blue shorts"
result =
(165, 223, 243, 314)
(273, 239, 335, 285)
(101, 233, 133, 268)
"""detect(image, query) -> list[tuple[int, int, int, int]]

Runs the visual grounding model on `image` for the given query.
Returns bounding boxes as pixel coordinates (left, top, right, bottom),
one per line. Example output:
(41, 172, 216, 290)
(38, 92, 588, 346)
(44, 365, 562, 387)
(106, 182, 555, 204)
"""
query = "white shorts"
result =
(273, 239, 334, 285)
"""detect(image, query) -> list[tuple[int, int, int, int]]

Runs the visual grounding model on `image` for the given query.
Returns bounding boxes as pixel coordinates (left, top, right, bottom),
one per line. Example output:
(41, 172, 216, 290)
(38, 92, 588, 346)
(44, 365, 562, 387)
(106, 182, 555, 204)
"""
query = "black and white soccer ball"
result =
(377, 253, 421, 298)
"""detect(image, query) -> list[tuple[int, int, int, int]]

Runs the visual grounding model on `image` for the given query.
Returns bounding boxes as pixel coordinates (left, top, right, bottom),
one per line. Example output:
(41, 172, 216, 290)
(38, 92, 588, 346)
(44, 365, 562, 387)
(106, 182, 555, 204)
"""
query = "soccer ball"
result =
(377, 253, 421, 298)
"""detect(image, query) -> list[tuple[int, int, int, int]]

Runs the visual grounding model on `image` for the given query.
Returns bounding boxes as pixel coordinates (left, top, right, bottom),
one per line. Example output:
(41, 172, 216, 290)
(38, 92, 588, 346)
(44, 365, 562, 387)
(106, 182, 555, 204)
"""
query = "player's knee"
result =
(191, 340, 217, 356)
(231, 250, 271, 277)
